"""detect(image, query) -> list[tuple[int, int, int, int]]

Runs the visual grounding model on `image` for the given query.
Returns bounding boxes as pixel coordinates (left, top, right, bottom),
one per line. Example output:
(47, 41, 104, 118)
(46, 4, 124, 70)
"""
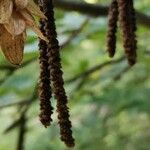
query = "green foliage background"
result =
(0, 0, 150, 150)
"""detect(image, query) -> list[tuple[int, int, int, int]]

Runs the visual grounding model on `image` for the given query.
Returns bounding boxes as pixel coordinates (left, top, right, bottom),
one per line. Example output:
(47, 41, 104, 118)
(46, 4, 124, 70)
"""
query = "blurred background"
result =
(0, 0, 150, 150)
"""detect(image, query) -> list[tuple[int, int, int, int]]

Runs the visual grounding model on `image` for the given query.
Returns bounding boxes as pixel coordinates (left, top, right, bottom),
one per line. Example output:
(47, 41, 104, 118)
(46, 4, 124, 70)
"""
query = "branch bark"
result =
(53, 0, 150, 28)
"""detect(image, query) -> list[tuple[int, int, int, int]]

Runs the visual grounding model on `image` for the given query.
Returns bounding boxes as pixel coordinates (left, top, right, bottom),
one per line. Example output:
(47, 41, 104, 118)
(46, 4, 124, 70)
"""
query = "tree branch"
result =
(66, 57, 125, 83)
(54, 0, 150, 28)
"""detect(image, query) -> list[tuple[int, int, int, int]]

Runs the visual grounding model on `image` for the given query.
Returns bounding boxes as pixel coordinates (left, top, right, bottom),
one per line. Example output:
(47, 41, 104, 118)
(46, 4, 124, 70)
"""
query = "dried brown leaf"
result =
(0, 25, 25, 65)
(27, 0, 46, 18)
(4, 11, 26, 36)
(20, 10, 48, 41)
(0, 0, 13, 23)
(15, 0, 28, 9)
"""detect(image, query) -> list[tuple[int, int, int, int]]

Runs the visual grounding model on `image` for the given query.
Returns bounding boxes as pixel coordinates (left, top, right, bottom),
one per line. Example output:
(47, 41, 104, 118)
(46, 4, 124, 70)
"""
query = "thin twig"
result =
(66, 56, 125, 83)
(0, 57, 37, 86)
(61, 18, 89, 49)
(16, 114, 26, 150)
(0, 100, 30, 110)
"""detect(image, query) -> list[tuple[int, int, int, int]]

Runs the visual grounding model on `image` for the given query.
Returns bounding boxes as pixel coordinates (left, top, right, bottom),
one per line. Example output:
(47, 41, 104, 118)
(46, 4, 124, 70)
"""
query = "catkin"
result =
(107, 0, 118, 57)
(38, 19, 53, 127)
(117, 0, 137, 65)
(38, 0, 75, 147)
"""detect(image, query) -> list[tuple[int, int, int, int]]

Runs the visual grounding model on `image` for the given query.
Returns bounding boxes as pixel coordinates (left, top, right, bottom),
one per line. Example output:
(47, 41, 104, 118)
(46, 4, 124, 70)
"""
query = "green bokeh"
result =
(0, 1, 150, 150)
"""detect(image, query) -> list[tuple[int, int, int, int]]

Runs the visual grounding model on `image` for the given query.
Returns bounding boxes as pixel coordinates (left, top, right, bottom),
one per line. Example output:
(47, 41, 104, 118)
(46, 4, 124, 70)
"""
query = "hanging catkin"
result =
(107, 0, 118, 57)
(117, 0, 137, 65)
(38, 0, 75, 147)
(38, 18, 53, 127)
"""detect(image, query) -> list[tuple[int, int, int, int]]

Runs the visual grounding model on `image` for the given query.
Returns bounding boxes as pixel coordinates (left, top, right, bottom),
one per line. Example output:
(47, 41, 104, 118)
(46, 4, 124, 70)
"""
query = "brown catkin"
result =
(128, 0, 137, 56)
(38, 18, 53, 127)
(107, 0, 118, 57)
(39, 0, 75, 147)
(117, 0, 137, 65)
(129, 0, 137, 32)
